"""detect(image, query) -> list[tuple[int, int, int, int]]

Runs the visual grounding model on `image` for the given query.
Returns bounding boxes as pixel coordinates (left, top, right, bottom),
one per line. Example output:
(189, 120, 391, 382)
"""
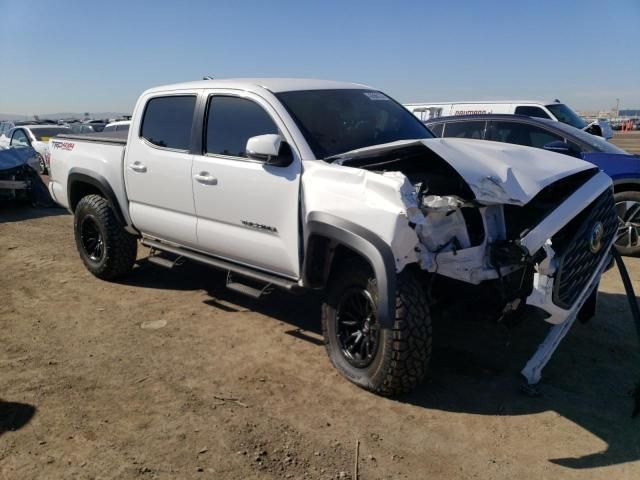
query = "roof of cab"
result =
(143, 78, 372, 95)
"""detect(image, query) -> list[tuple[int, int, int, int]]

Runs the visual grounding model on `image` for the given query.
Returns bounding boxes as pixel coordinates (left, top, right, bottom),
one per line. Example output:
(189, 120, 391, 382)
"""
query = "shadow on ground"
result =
(121, 258, 640, 470)
(0, 204, 67, 223)
(0, 400, 36, 437)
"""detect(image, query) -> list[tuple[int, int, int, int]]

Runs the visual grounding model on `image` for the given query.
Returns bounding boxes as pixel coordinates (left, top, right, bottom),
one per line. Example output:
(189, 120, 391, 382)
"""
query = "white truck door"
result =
(191, 92, 302, 278)
(124, 93, 199, 247)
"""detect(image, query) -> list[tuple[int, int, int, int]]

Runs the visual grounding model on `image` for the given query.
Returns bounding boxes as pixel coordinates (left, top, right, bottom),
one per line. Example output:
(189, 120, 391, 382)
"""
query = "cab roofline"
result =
(142, 78, 373, 95)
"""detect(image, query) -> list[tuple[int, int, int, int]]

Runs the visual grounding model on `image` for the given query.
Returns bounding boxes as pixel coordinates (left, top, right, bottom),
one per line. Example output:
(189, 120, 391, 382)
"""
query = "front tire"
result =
(322, 262, 432, 396)
(614, 191, 640, 257)
(74, 194, 137, 280)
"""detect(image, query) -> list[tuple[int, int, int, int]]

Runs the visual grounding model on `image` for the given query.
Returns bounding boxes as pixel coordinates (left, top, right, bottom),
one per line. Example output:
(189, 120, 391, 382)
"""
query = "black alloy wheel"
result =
(335, 287, 380, 368)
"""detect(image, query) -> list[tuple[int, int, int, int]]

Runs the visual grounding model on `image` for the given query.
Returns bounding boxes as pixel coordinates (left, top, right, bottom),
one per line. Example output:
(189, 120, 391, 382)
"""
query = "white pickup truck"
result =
(48, 78, 618, 395)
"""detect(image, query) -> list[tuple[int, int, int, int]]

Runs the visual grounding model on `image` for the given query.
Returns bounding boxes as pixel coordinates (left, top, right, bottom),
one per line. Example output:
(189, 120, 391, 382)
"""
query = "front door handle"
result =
(129, 162, 147, 173)
(194, 172, 218, 185)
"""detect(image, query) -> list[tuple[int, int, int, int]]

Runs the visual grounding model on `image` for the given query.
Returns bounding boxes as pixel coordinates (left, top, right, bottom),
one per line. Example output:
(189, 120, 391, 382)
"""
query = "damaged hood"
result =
(0, 146, 38, 171)
(330, 138, 596, 205)
(422, 138, 595, 204)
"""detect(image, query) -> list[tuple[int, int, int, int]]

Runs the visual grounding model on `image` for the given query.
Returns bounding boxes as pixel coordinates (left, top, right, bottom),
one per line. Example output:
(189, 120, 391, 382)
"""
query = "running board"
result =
(226, 272, 274, 299)
(141, 238, 300, 292)
(147, 255, 179, 269)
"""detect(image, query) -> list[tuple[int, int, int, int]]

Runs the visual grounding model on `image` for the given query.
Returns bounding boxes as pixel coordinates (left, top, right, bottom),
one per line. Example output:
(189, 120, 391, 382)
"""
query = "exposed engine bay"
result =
(318, 139, 618, 384)
(307, 128, 634, 403)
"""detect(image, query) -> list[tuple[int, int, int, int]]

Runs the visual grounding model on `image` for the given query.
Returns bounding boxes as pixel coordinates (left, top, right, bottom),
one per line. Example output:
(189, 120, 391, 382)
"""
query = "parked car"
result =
(70, 124, 96, 134)
(103, 120, 130, 133)
(423, 114, 640, 256)
(0, 125, 72, 174)
(48, 78, 618, 394)
(405, 99, 613, 140)
(0, 145, 51, 204)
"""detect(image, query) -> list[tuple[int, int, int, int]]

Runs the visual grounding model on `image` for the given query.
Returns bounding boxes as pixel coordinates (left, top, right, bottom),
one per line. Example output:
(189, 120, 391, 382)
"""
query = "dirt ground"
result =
(2, 133, 640, 479)
(0, 208, 639, 480)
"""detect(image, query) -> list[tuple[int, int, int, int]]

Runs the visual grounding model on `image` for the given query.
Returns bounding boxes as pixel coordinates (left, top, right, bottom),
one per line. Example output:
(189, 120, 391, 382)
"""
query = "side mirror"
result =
(246, 134, 292, 167)
(543, 140, 581, 158)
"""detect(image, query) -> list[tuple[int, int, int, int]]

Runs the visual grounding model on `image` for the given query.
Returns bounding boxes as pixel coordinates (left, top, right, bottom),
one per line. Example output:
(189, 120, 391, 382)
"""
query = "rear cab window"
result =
(140, 95, 197, 150)
(31, 127, 72, 141)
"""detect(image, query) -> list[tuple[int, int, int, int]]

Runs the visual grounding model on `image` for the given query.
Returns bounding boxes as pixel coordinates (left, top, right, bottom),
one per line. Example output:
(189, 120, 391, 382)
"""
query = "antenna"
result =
(203, 75, 214, 80)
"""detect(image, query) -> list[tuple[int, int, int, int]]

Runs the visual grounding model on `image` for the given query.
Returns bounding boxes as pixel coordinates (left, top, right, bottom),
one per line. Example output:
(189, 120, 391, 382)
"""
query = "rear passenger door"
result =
(125, 92, 199, 247)
(191, 91, 302, 278)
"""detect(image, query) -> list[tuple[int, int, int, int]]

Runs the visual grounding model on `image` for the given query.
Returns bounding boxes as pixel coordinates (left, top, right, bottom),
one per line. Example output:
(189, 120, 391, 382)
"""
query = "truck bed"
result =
(57, 130, 128, 145)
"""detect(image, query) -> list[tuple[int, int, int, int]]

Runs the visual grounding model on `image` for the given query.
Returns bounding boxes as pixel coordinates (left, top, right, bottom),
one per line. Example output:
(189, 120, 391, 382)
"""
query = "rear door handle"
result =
(129, 162, 147, 173)
(194, 172, 218, 185)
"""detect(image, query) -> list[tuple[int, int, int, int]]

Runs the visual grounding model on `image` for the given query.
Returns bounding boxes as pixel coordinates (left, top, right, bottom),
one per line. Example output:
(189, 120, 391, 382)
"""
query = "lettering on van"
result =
(51, 140, 75, 151)
(454, 110, 489, 115)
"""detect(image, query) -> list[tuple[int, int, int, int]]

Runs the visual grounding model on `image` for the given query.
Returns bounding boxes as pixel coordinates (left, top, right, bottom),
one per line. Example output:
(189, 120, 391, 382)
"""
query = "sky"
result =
(0, 0, 638, 116)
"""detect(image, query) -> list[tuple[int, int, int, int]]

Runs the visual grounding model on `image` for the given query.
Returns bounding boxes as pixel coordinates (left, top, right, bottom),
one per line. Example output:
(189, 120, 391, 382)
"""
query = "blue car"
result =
(424, 114, 640, 256)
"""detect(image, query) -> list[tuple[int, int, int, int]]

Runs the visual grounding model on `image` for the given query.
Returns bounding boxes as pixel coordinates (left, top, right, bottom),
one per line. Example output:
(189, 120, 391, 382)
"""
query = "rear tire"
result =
(614, 191, 640, 257)
(322, 262, 432, 395)
(74, 194, 137, 280)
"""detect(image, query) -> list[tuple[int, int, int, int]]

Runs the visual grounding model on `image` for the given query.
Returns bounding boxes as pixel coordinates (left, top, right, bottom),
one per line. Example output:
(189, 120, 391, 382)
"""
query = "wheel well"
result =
(614, 182, 640, 194)
(68, 181, 103, 212)
(304, 235, 372, 288)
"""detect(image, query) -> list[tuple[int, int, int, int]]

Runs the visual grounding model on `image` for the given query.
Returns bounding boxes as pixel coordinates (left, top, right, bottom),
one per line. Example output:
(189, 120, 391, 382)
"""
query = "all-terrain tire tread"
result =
(75, 194, 137, 280)
(377, 272, 432, 396)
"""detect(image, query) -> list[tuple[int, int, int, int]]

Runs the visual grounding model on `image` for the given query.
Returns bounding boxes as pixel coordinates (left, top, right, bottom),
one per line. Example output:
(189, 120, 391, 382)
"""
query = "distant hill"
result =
(0, 112, 129, 121)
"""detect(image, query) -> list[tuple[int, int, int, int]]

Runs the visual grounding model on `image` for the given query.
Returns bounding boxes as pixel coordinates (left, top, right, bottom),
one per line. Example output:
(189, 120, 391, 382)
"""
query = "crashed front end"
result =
(0, 147, 52, 205)
(305, 138, 618, 384)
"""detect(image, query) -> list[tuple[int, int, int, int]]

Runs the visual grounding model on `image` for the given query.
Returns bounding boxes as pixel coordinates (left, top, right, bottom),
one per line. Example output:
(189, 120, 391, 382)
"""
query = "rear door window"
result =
(205, 96, 278, 158)
(427, 123, 444, 137)
(514, 106, 551, 119)
(141, 95, 196, 150)
(489, 121, 564, 148)
(442, 121, 486, 139)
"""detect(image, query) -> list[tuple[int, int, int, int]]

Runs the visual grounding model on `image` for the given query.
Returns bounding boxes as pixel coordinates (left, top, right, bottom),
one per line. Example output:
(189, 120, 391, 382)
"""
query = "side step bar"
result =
(141, 238, 300, 292)
(147, 255, 180, 269)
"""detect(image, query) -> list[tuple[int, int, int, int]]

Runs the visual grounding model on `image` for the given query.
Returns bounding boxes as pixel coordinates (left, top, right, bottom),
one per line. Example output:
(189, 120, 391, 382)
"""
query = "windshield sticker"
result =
(363, 92, 390, 101)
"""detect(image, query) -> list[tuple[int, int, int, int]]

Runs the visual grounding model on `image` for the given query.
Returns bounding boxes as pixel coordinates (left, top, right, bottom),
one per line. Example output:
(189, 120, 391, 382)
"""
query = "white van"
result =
(403, 99, 613, 140)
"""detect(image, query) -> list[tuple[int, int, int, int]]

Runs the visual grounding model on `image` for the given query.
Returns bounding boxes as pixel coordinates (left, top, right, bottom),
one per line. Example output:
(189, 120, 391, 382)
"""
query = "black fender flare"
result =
(304, 211, 397, 329)
(67, 168, 129, 227)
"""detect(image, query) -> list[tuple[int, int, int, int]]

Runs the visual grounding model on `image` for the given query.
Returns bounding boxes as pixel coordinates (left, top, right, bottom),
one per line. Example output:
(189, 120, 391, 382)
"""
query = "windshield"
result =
(30, 127, 72, 141)
(546, 103, 588, 129)
(276, 89, 433, 159)
(550, 120, 628, 154)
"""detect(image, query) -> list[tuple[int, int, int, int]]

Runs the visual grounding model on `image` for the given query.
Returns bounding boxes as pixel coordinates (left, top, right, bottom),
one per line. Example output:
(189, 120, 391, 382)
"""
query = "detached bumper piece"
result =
(522, 187, 618, 385)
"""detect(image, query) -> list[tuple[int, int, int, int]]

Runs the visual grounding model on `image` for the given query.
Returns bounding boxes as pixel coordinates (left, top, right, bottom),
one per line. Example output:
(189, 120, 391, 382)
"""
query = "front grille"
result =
(551, 188, 617, 309)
